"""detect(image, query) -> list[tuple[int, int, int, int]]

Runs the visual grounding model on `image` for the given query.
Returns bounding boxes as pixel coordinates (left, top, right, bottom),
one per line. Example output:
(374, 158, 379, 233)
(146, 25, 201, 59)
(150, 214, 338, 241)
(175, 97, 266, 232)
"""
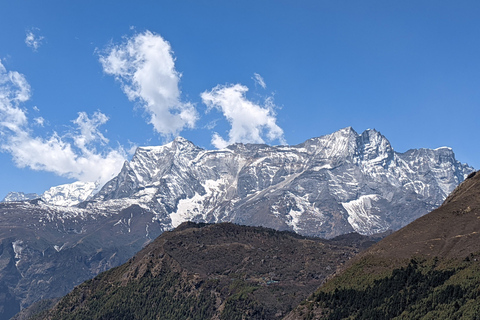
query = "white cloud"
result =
(201, 84, 285, 149)
(99, 31, 198, 138)
(0, 61, 126, 186)
(204, 119, 219, 130)
(34, 117, 44, 126)
(127, 141, 138, 156)
(253, 73, 266, 89)
(25, 28, 44, 51)
(71, 111, 109, 149)
(0, 62, 30, 133)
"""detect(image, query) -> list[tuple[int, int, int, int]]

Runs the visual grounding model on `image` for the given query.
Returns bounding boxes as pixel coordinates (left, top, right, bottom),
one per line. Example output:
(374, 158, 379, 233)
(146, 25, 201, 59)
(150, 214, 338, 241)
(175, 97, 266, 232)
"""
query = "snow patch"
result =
(171, 178, 229, 227)
(54, 244, 66, 252)
(285, 193, 326, 233)
(12, 240, 24, 267)
(42, 181, 98, 206)
(342, 194, 387, 235)
(171, 192, 204, 227)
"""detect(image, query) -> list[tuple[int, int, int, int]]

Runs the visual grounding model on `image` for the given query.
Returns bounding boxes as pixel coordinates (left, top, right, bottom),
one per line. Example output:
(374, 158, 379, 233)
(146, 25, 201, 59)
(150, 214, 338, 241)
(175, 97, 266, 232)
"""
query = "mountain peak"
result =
(172, 136, 199, 151)
(173, 136, 189, 143)
(357, 128, 393, 160)
(41, 181, 98, 206)
(335, 126, 358, 137)
(90, 127, 473, 238)
(2, 192, 39, 202)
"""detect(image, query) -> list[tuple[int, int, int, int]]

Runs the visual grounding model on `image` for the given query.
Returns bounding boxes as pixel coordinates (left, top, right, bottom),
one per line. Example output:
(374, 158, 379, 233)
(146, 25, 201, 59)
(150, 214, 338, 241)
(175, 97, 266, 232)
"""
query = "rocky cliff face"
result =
(90, 127, 473, 238)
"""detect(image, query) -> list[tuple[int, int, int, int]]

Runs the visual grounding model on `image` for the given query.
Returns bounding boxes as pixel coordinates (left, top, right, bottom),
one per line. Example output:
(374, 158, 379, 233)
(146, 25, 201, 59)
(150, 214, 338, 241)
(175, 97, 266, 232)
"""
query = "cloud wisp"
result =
(99, 31, 198, 139)
(0, 61, 126, 186)
(253, 73, 266, 89)
(25, 28, 44, 51)
(201, 83, 285, 149)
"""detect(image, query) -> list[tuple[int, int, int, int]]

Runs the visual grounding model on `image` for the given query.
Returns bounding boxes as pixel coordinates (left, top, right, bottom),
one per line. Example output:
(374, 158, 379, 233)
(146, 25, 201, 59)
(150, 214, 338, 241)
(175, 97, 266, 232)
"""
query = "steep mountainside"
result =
(90, 127, 472, 238)
(0, 201, 164, 320)
(287, 170, 480, 319)
(30, 223, 377, 320)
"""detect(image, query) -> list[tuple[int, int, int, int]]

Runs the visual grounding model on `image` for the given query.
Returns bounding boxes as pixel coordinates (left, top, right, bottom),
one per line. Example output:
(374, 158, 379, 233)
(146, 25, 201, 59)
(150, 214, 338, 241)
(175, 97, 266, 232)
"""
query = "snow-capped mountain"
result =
(1, 192, 39, 202)
(89, 127, 473, 238)
(0, 127, 473, 317)
(2, 182, 98, 207)
(41, 181, 98, 206)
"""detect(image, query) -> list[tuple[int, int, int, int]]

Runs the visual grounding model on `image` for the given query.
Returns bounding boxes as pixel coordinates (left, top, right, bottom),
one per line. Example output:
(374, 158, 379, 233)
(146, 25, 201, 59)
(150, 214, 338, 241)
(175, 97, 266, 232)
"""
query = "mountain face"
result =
(0, 200, 162, 320)
(28, 223, 378, 320)
(91, 127, 473, 238)
(2, 192, 39, 202)
(21, 172, 480, 320)
(2, 183, 97, 207)
(287, 170, 480, 319)
(41, 181, 98, 207)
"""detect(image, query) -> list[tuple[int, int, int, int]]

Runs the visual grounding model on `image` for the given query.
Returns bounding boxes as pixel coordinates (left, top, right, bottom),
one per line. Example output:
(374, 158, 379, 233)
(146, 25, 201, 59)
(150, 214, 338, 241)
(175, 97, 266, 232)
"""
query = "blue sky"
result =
(0, 1, 479, 199)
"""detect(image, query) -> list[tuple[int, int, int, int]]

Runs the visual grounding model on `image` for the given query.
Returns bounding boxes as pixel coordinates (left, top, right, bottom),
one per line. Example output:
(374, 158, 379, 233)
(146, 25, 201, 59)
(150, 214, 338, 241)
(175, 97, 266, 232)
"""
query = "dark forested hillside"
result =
(29, 222, 376, 320)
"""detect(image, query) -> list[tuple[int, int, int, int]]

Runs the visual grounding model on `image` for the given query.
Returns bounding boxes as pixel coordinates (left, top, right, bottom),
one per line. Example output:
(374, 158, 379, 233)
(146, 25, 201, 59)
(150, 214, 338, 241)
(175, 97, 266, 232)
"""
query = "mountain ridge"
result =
(22, 170, 480, 320)
(87, 127, 474, 238)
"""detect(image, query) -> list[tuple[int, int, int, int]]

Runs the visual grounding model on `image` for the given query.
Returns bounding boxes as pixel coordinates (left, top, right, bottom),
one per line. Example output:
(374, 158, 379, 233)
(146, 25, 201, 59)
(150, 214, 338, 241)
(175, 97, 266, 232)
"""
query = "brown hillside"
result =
(365, 170, 480, 261)
(33, 222, 375, 320)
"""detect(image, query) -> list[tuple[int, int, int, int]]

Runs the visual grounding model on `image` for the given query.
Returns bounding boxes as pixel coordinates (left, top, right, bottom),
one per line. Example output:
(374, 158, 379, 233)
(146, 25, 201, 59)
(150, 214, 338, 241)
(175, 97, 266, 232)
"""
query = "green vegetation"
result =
(304, 257, 480, 320)
(28, 222, 375, 320)
(32, 268, 217, 320)
(220, 280, 266, 320)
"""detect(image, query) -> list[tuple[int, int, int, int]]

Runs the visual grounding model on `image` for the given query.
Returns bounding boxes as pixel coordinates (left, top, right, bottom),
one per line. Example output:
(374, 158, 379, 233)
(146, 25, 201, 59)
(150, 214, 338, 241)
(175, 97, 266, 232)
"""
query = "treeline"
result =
(31, 269, 217, 320)
(305, 259, 480, 319)
(30, 265, 270, 320)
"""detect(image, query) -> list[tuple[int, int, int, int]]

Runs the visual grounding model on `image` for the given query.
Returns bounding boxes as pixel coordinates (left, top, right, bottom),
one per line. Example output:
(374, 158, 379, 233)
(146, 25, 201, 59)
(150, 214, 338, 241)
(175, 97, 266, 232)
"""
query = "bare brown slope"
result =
(364, 170, 480, 261)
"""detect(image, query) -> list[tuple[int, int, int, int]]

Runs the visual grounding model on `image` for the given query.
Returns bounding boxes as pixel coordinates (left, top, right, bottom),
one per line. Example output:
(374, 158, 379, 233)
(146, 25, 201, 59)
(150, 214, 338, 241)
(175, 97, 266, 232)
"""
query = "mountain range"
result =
(90, 127, 473, 238)
(28, 169, 480, 320)
(0, 127, 474, 319)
